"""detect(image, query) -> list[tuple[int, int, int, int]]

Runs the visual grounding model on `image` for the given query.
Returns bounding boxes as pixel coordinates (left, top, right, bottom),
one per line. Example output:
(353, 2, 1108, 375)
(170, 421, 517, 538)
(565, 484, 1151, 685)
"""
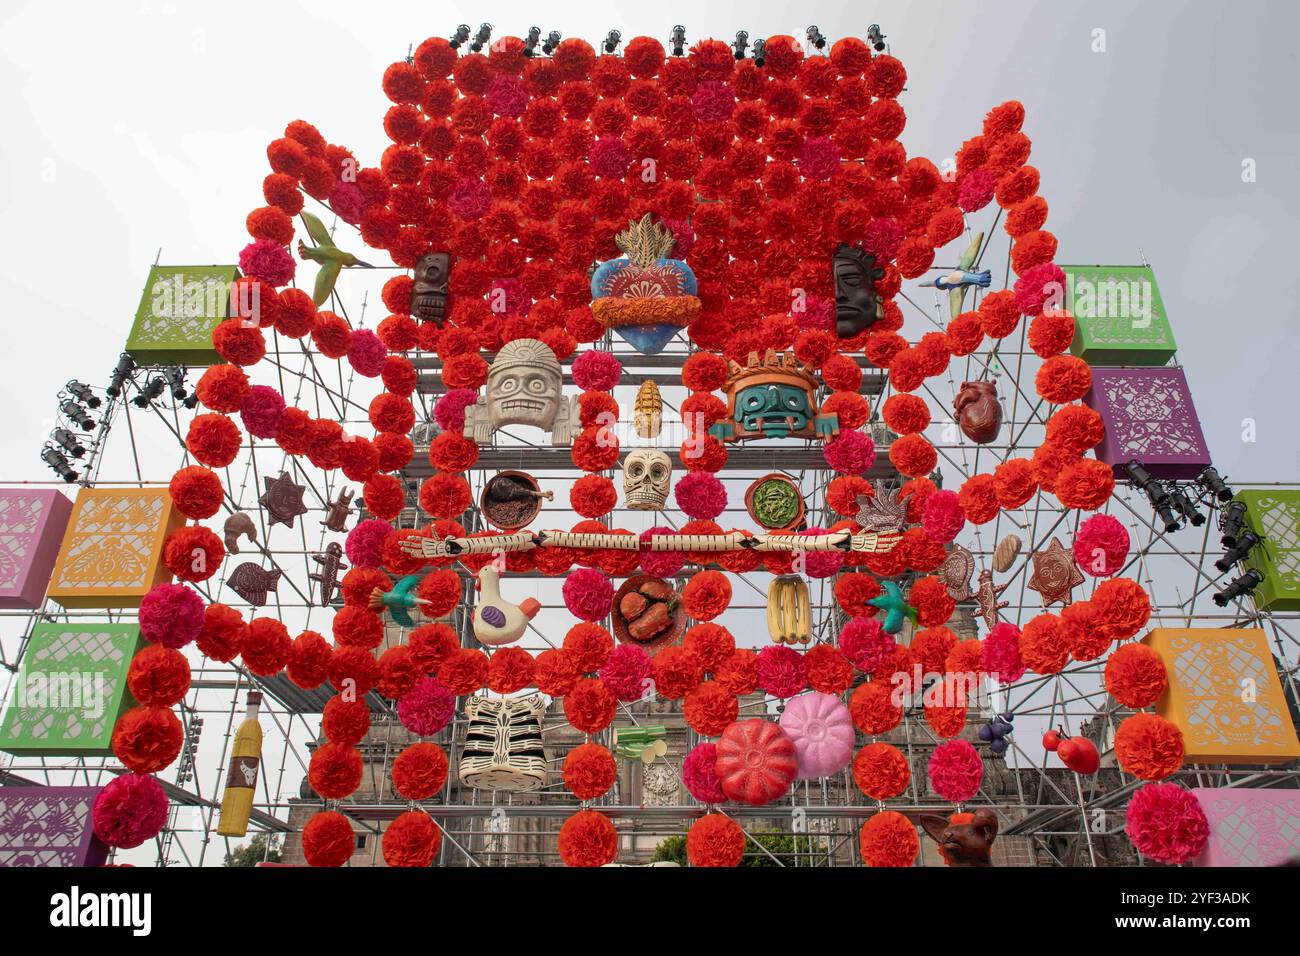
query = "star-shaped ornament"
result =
(1027, 537, 1086, 607)
(855, 482, 908, 534)
(260, 471, 310, 529)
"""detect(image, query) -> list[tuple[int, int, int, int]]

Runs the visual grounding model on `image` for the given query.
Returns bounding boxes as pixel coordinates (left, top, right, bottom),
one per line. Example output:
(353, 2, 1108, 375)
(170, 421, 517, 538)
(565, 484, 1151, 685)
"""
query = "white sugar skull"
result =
(623, 448, 671, 511)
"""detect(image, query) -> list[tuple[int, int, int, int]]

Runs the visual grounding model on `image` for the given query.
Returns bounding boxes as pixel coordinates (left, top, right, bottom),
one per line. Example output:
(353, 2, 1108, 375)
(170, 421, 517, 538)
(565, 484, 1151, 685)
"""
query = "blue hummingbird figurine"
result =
(920, 269, 992, 291)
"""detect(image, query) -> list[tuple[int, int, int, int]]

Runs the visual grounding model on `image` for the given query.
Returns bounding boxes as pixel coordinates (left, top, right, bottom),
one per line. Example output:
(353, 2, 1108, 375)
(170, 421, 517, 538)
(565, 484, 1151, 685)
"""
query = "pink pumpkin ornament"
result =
(779, 691, 855, 779)
(714, 718, 798, 806)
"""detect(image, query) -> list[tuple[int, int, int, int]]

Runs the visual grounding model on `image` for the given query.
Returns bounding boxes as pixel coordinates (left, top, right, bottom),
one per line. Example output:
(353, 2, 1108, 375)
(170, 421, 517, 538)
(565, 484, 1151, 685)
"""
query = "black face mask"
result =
(833, 244, 884, 338)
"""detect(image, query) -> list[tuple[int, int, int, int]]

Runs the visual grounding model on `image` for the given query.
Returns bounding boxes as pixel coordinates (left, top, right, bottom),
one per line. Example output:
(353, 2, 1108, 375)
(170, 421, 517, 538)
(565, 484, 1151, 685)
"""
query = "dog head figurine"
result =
(919, 807, 998, 866)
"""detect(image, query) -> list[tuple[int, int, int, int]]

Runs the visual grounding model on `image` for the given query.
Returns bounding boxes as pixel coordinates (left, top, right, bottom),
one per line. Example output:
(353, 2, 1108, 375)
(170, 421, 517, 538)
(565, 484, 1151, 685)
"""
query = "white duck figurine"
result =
(472, 565, 541, 646)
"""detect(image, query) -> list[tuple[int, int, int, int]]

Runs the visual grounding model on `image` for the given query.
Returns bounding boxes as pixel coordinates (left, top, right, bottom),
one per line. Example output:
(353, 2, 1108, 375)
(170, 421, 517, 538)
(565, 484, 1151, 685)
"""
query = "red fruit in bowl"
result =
(1041, 729, 1062, 752)
(1057, 736, 1099, 775)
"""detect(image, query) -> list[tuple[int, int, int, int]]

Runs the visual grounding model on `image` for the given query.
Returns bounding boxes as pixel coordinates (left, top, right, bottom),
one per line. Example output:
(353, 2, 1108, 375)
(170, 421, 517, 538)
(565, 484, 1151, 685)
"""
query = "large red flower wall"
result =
(94, 32, 1177, 867)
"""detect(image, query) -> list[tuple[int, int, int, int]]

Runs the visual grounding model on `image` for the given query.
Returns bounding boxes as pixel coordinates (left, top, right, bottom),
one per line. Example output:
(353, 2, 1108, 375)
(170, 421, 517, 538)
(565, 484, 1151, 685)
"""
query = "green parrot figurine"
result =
(297, 210, 373, 306)
(367, 573, 428, 627)
(868, 580, 918, 634)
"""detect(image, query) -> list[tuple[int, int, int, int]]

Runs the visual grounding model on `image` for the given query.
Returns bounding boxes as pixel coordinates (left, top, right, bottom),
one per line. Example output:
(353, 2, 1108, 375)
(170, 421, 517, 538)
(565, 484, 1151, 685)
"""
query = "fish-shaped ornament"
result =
(226, 562, 283, 607)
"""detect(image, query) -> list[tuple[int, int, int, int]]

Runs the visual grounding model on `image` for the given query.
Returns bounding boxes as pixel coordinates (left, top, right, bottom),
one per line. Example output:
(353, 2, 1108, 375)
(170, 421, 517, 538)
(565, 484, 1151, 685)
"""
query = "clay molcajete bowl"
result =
(480, 470, 552, 531)
(611, 574, 686, 657)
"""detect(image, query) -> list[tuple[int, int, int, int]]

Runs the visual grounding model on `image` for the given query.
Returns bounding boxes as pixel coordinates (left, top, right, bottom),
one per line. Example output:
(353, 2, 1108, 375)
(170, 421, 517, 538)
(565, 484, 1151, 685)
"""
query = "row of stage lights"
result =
(445, 23, 888, 64)
(1124, 460, 1265, 607)
(41, 354, 198, 483)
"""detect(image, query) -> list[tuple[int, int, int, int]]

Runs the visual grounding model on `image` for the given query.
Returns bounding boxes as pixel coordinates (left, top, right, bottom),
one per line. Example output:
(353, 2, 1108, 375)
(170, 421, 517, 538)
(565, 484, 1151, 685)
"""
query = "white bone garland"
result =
(400, 528, 902, 560)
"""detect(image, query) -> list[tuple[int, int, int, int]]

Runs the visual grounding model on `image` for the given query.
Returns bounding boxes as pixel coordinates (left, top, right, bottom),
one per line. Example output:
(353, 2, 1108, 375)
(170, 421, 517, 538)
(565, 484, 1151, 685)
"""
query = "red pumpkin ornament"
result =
(713, 718, 797, 806)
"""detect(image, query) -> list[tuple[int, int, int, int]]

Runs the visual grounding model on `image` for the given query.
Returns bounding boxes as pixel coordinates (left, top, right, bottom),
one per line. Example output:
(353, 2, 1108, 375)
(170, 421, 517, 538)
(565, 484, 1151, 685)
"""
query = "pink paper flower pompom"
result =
(799, 527, 844, 578)
(838, 617, 895, 674)
(922, 489, 965, 543)
(683, 742, 728, 804)
(447, 177, 492, 220)
(798, 136, 841, 181)
(485, 73, 529, 117)
(588, 137, 633, 179)
(755, 645, 808, 699)
(138, 582, 206, 649)
(599, 644, 654, 701)
(92, 773, 169, 849)
(639, 527, 685, 576)
(347, 328, 388, 377)
(239, 239, 296, 288)
(1125, 782, 1210, 864)
(691, 80, 735, 122)
(571, 350, 622, 391)
(927, 739, 984, 802)
(982, 622, 1026, 683)
(397, 677, 455, 736)
(862, 218, 904, 262)
(329, 182, 365, 225)
(240, 384, 286, 439)
(674, 471, 727, 520)
(1074, 513, 1130, 577)
(958, 168, 998, 212)
(1013, 262, 1066, 317)
(435, 388, 478, 431)
(346, 518, 392, 569)
(823, 429, 875, 475)
(563, 567, 614, 621)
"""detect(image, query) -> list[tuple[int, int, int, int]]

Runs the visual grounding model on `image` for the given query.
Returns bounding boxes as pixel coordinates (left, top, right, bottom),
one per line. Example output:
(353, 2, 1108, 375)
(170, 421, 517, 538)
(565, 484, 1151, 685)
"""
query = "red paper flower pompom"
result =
(910, 576, 955, 628)
(681, 570, 731, 620)
(1019, 613, 1069, 674)
(127, 645, 191, 707)
(889, 433, 937, 478)
(849, 679, 903, 734)
(322, 694, 371, 746)
(562, 567, 614, 621)
(242, 617, 291, 676)
(860, 811, 918, 867)
(558, 809, 617, 867)
(683, 681, 738, 737)
(302, 811, 356, 867)
(564, 677, 617, 733)
(382, 811, 440, 867)
(754, 645, 807, 698)
(1054, 458, 1115, 510)
(392, 742, 449, 800)
(186, 414, 242, 468)
(397, 677, 455, 736)
(92, 774, 169, 849)
(1115, 713, 1184, 781)
(169, 466, 224, 520)
(112, 705, 183, 774)
(138, 582, 205, 649)
(309, 742, 364, 799)
(1092, 576, 1151, 641)
(162, 526, 224, 583)
(563, 743, 618, 799)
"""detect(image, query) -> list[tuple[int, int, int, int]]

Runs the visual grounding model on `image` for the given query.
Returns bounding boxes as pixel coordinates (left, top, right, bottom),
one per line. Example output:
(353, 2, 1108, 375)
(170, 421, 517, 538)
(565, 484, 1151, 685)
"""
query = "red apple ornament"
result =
(1056, 735, 1099, 775)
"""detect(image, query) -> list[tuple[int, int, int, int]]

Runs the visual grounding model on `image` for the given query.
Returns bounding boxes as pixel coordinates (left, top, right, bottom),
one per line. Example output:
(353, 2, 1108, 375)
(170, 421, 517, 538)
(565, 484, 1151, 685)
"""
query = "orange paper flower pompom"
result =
(1104, 643, 1168, 709)
(1019, 613, 1069, 674)
(687, 813, 745, 867)
(558, 810, 618, 867)
(1115, 713, 1185, 781)
(860, 811, 919, 867)
(563, 742, 618, 799)
(853, 742, 910, 799)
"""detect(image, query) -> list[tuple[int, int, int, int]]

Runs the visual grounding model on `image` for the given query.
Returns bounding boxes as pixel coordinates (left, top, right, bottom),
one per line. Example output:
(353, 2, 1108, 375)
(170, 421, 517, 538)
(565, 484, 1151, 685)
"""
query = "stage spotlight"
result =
(106, 353, 136, 399)
(41, 446, 78, 482)
(51, 428, 86, 459)
(1216, 531, 1261, 573)
(65, 380, 102, 409)
(732, 31, 749, 59)
(163, 366, 188, 401)
(751, 37, 766, 66)
(183, 394, 200, 410)
(604, 30, 622, 54)
(1169, 485, 1206, 527)
(132, 376, 167, 409)
(542, 31, 561, 55)
(1195, 465, 1234, 504)
(1219, 500, 1248, 548)
(523, 26, 541, 57)
(1124, 460, 1179, 533)
(469, 23, 492, 53)
(59, 399, 95, 431)
(806, 25, 826, 50)
(669, 25, 686, 57)
(449, 24, 471, 50)
(1213, 569, 1263, 607)
(867, 24, 887, 51)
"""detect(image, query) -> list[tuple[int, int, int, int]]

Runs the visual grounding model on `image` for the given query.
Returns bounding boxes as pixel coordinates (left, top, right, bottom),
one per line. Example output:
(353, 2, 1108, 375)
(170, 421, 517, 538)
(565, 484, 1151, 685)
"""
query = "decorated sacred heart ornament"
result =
(590, 214, 701, 355)
(710, 349, 839, 443)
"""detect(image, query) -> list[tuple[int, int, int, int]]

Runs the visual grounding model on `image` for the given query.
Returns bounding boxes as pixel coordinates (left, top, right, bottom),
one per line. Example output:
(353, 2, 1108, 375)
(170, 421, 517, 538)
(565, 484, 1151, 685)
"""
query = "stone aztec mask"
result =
(410, 251, 450, 324)
(459, 693, 548, 793)
(709, 349, 840, 443)
(833, 243, 885, 339)
(623, 448, 672, 511)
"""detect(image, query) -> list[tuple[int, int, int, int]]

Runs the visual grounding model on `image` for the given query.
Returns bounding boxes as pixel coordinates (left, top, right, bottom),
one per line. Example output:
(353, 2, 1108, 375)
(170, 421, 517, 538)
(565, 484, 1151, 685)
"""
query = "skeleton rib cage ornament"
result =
(459, 694, 548, 793)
